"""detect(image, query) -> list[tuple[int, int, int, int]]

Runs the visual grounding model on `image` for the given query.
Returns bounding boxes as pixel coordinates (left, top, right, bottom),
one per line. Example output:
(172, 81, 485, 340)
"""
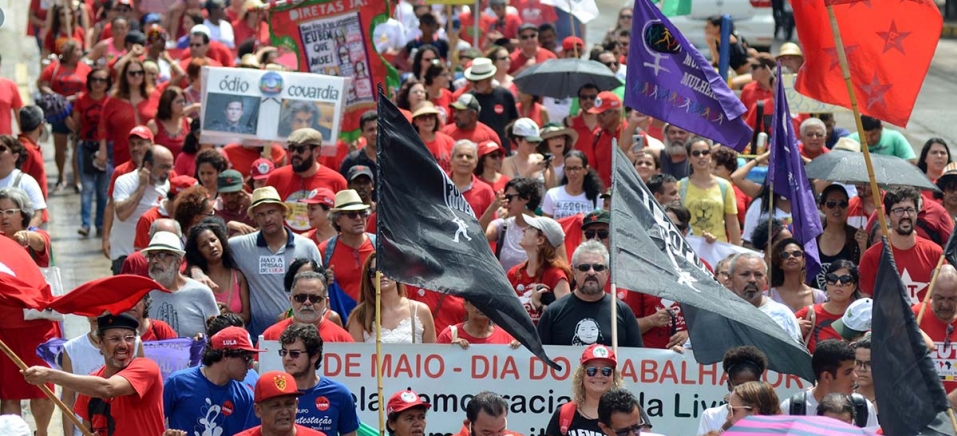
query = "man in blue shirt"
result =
(164, 326, 261, 435)
(280, 323, 360, 436)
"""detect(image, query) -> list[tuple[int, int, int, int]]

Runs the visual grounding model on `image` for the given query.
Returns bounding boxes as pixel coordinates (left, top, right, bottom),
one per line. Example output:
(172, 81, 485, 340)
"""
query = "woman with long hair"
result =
(174, 118, 216, 177)
(503, 118, 545, 180)
(813, 185, 866, 289)
(542, 150, 602, 219)
(768, 237, 827, 313)
(718, 381, 782, 432)
(42, 3, 86, 58)
(678, 137, 742, 244)
(70, 67, 112, 236)
(436, 300, 519, 347)
(705, 16, 750, 75)
(423, 61, 453, 124)
(508, 216, 572, 322)
(347, 252, 436, 343)
(517, 90, 549, 128)
(96, 58, 157, 169)
(147, 86, 191, 158)
(795, 260, 861, 353)
(486, 177, 542, 271)
(545, 345, 628, 436)
(194, 148, 229, 199)
(410, 45, 441, 82)
(411, 102, 455, 172)
(185, 220, 251, 324)
(395, 79, 427, 121)
(918, 137, 952, 182)
(603, 7, 633, 44)
(39, 39, 90, 192)
(475, 141, 510, 193)
(486, 45, 516, 94)
(632, 149, 660, 184)
(538, 124, 576, 190)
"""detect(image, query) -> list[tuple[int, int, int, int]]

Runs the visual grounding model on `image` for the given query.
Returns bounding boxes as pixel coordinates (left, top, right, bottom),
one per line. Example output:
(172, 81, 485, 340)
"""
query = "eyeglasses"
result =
(105, 335, 137, 345)
(520, 33, 538, 40)
(891, 207, 917, 217)
(579, 94, 598, 101)
(779, 250, 804, 260)
(825, 200, 849, 209)
(565, 166, 584, 172)
(279, 349, 307, 358)
(494, 57, 510, 62)
(228, 352, 255, 364)
(620, 14, 633, 19)
(146, 251, 177, 262)
(0, 208, 22, 217)
(292, 294, 326, 304)
(488, 152, 504, 160)
(576, 263, 607, 272)
(288, 143, 314, 154)
(855, 359, 871, 371)
(127, 70, 145, 76)
(691, 149, 710, 157)
(342, 211, 369, 220)
(612, 423, 644, 436)
(585, 366, 614, 377)
(825, 273, 855, 285)
(805, 132, 826, 138)
(584, 229, 609, 240)
(90, 77, 109, 83)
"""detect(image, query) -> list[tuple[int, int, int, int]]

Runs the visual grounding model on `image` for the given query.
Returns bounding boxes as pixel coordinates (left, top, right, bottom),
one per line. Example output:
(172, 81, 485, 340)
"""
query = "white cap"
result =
(190, 24, 212, 38)
(512, 118, 542, 142)
(831, 298, 872, 341)
(0, 415, 31, 436)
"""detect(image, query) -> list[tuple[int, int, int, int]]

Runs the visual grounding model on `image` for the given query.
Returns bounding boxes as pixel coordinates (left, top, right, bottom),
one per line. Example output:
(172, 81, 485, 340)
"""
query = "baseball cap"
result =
(255, 371, 302, 403)
(129, 125, 155, 143)
(562, 37, 585, 52)
(217, 170, 245, 193)
(831, 298, 872, 341)
(250, 158, 275, 180)
(512, 118, 542, 142)
(210, 326, 263, 352)
(478, 140, 506, 158)
(580, 344, 617, 366)
(386, 389, 431, 417)
(524, 215, 564, 248)
(169, 175, 198, 197)
(582, 210, 610, 228)
(288, 128, 324, 147)
(347, 165, 374, 182)
(519, 23, 538, 34)
(450, 94, 481, 112)
(298, 188, 335, 207)
(587, 91, 622, 115)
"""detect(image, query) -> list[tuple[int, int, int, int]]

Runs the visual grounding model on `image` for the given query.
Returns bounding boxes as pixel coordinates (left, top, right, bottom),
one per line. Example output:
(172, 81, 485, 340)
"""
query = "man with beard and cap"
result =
(728, 252, 802, 343)
(266, 128, 347, 233)
(144, 231, 220, 338)
(537, 240, 643, 347)
(235, 371, 325, 436)
(858, 186, 942, 303)
(215, 169, 257, 235)
(23, 313, 165, 436)
(652, 124, 691, 180)
(262, 271, 354, 343)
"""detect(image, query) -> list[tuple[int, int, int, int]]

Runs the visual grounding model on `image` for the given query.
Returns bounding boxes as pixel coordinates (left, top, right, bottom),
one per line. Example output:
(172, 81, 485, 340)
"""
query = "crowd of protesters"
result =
(0, 0, 953, 435)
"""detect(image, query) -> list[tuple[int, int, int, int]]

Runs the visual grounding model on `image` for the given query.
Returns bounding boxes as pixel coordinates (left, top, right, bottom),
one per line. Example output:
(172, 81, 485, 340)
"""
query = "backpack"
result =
(558, 402, 577, 435)
(789, 391, 868, 428)
(322, 232, 377, 267)
(678, 177, 730, 206)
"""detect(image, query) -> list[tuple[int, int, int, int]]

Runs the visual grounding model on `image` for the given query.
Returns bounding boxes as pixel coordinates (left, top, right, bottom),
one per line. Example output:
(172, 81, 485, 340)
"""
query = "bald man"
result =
(449, 140, 497, 230)
(109, 145, 173, 274)
(915, 264, 957, 394)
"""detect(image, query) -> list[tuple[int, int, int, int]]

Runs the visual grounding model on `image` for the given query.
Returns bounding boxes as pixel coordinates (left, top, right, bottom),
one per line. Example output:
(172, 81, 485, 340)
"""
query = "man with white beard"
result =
(144, 231, 220, 338)
(728, 252, 802, 343)
(653, 124, 691, 180)
(261, 271, 354, 343)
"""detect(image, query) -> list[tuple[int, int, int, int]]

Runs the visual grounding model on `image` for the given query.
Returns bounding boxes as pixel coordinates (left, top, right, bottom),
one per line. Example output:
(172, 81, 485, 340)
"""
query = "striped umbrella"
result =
(724, 415, 879, 435)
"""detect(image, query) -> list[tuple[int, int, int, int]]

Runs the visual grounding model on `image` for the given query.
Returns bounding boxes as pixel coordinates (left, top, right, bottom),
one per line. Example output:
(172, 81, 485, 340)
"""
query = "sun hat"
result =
(464, 57, 497, 81)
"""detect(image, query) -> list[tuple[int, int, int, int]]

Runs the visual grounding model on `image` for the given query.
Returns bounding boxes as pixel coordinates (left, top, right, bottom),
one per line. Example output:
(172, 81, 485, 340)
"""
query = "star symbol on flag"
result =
(876, 21, 912, 54)
(860, 73, 893, 109)
(900, 268, 928, 305)
(823, 45, 859, 71)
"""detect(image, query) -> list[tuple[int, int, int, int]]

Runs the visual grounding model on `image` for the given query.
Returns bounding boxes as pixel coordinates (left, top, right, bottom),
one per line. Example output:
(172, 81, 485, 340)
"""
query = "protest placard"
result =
(685, 235, 759, 267)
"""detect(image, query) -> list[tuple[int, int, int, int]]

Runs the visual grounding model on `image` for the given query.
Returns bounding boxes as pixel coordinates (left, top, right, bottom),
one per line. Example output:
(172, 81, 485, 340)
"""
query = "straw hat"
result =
(833, 137, 861, 152)
(464, 57, 497, 81)
(330, 189, 370, 212)
(411, 102, 441, 119)
(777, 42, 804, 59)
(937, 162, 957, 189)
(248, 186, 289, 218)
(540, 123, 579, 146)
(140, 231, 186, 257)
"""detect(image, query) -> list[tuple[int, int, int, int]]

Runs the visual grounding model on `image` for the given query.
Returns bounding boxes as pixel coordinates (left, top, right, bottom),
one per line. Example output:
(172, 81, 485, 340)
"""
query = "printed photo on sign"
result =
(203, 93, 260, 136)
(298, 12, 373, 105)
(278, 99, 336, 140)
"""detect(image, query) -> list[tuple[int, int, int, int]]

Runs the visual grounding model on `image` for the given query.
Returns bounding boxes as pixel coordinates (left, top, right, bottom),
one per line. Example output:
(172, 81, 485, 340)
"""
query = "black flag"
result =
(374, 88, 558, 369)
(871, 236, 950, 436)
(609, 146, 813, 381)
(945, 226, 957, 269)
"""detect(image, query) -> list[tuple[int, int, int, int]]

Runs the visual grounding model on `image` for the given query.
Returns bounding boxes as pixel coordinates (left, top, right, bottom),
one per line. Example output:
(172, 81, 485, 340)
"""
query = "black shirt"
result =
(537, 293, 644, 347)
(471, 88, 518, 153)
(339, 149, 377, 177)
(546, 406, 603, 436)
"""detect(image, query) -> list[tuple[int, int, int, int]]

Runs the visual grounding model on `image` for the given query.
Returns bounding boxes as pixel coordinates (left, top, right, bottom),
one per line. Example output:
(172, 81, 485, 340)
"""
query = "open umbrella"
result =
(804, 150, 939, 192)
(513, 58, 622, 99)
(724, 415, 879, 435)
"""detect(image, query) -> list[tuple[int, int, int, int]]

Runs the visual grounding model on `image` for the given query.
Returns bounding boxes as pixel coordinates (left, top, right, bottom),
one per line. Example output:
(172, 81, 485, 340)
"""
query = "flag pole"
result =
(0, 339, 95, 436)
(474, 0, 480, 50)
(916, 255, 947, 324)
(611, 283, 619, 355)
(825, 4, 888, 238)
(566, 0, 579, 57)
(767, 179, 774, 285)
(375, 271, 385, 436)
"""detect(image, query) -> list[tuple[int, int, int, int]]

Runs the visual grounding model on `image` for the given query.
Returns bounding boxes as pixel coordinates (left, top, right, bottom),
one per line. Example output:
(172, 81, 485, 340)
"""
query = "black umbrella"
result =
(805, 150, 940, 192)
(513, 58, 623, 99)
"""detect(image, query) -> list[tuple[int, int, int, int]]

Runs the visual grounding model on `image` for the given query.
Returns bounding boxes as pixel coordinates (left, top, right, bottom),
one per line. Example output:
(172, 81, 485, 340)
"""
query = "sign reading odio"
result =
(259, 343, 809, 436)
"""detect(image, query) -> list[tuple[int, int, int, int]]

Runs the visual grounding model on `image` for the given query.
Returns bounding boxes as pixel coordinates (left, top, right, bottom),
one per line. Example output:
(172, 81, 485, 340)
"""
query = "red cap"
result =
(477, 140, 506, 158)
(250, 158, 275, 180)
(129, 125, 154, 143)
(254, 371, 302, 403)
(580, 344, 617, 366)
(168, 175, 198, 197)
(562, 36, 585, 52)
(586, 91, 622, 114)
(299, 188, 335, 207)
(210, 326, 264, 352)
(386, 390, 431, 417)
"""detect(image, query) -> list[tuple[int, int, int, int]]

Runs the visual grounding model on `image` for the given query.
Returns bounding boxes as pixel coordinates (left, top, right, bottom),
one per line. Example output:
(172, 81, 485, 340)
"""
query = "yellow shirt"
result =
(678, 178, 738, 241)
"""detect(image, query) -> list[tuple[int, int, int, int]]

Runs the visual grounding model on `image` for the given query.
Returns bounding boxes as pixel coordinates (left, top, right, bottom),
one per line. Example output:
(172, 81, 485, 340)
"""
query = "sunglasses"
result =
(579, 94, 598, 101)
(504, 194, 521, 202)
(585, 366, 614, 377)
(779, 250, 804, 260)
(288, 143, 313, 154)
(90, 77, 109, 83)
(691, 149, 710, 157)
(612, 423, 644, 436)
(127, 70, 145, 76)
(620, 14, 633, 19)
(576, 263, 607, 272)
(342, 211, 369, 220)
(520, 33, 538, 40)
(227, 352, 254, 364)
(584, 229, 609, 240)
(292, 294, 326, 304)
(602, 61, 618, 67)
(825, 273, 855, 285)
(279, 349, 307, 358)
(825, 200, 849, 209)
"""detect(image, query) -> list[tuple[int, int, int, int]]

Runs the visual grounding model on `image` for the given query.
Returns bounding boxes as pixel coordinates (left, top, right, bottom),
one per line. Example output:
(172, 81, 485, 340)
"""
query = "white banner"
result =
(685, 235, 759, 267)
(258, 342, 810, 436)
(199, 66, 348, 148)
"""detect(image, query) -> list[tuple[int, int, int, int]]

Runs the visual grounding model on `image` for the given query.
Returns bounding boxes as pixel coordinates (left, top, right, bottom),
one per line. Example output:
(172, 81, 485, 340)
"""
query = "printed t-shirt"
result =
(164, 366, 259, 435)
(541, 186, 597, 219)
(73, 93, 109, 142)
(264, 165, 347, 233)
(74, 358, 165, 436)
(677, 178, 738, 242)
(545, 406, 603, 436)
(537, 293, 643, 347)
(858, 236, 941, 302)
(424, 133, 455, 173)
(319, 236, 375, 302)
(40, 61, 91, 96)
(633, 293, 687, 349)
(295, 377, 360, 436)
(793, 303, 843, 353)
(507, 263, 569, 324)
(913, 302, 957, 393)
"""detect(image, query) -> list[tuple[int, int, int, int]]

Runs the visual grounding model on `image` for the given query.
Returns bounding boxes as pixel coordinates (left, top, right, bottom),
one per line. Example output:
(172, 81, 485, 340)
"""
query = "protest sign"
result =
(259, 342, 809, 436)
(783, 74, 849, 114)
(37, 337, 204, 380)
(200, 66, 347, 148)
(269, 0, 400, 143)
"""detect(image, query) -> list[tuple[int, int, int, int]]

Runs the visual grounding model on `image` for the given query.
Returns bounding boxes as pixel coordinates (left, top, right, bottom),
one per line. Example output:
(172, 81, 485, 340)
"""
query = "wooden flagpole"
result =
(566, 0, 579, 58)
(916, 255, 946, 324)
(0, 340, 94, 436)
(375, 271, 385, 436)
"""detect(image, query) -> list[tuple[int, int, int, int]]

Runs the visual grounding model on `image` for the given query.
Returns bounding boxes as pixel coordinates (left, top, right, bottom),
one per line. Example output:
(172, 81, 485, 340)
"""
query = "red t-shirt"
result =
(557, 214, 584, 262)
(589, 123, 624, 190)
(512, 0, 558, 26)
(407, 286, 465, 334)
(18, 229, 52, 267)
(73, 93, 110, 142)
(430, 88, 454, 124)
(633, 293, 688, 349)
(508, 48, 557, 75)
(99, 96, 159, 166)
(231, 19, 270, 51)
(442, 122, 502, 148)
(44, 27, 86, 55)
(222, 144, 287, 178)
(457, 11, 498, 48)
(264, 165, 348, 233)
(424, 133, 456, 173)
(487, 14, 522, 40)
(73, 358, 165, 436)
(319, 236, 375, 302)
(507, 262, 569, 324)
(739, 81, 772, 115)
(914, 302, 957, 393)
(236, 425, 326, 436)
(140, 319, 178, 341)
(798, 142, 830, 160)
(864, 199, 954, 249)
(261, 318, 355, 343)
(517, 102, 547, 130)
(477, 174, 510, 194)
(0, 78, 24, 135)
(794, 303, 843, 354)
(858, 236, 941, 303)
(40, 61, 91, 97)
(120, 251, 149, 277)
(733, 184, 750, 226)
(154, 117, 191, 158)
(569, 115, 597, 156)
(436, 322, 515, 344)
(134, 205, 169, 250)
(18, 135, 48, 204)
(462, 175, 496, 218)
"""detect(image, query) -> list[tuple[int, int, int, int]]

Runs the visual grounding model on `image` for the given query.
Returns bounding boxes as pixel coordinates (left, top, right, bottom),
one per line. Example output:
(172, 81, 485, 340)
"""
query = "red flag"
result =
(792, 0, 941, 127)
(0, 237, 52, 312)
(46, 275, 168, 317)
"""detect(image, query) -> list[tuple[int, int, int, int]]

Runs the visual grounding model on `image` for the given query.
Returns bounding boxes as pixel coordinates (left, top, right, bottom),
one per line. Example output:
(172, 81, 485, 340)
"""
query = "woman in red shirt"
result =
(395, 79, 427, 121)
(147, 86, 191, 158)
(39, 40, 91, 191)
(475, 140, 510, 193)
(231, 0, 270, 53)
(436, 300, 519, 347)
(97, 59, 157, 168)
(794, 260, 861, 353)
(412, 103, 455, 173)
(423, 61, 453, 125)
(517, 90, 549, 129)
(507, 216, 572, 324)
(70, 67, 112, 236)
(42, 3, 86, 57)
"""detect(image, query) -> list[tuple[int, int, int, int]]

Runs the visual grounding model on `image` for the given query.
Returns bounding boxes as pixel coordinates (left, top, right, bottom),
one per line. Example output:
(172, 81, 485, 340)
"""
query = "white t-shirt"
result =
(0, 169, 46, 211)
(780, 388, 879, 428)
(541, 186, 598, 219)
(759, 297, 803, 343)
(697, 405, 728, 435)
(543, 97, 573, 124)
(204, 19, 235, 49)
(492, 216, 528, 272)
(110, 171, 169, 259)
(373, 18, 407, 53)
(742, 197, 792, 244)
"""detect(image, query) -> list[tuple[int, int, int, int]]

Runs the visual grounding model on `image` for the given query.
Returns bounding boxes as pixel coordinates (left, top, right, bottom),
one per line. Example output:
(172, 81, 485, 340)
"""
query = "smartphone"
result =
(631, 134, 645, 154)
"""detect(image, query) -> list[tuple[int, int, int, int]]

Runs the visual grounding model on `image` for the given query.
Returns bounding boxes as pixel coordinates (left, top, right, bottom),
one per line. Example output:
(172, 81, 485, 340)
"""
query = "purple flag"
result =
(624, 0, 752, 150)
(37, 337, 204, 380)
(767, 63, 823, 278)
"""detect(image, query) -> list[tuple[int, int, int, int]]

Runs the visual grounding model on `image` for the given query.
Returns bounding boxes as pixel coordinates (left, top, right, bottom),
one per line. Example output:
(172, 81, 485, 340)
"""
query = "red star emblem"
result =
(860, 73, 893, 109)
(823, 45, 859, 71)
(876, 21, 912, 54)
